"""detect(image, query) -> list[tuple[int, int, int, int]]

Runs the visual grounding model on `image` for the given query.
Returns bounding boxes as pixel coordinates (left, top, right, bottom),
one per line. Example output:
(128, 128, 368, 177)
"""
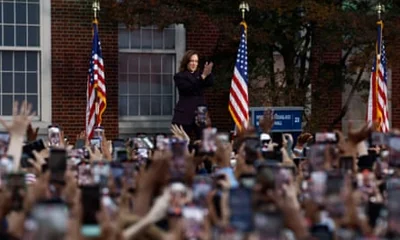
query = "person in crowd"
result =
(172, 50, 214, 140)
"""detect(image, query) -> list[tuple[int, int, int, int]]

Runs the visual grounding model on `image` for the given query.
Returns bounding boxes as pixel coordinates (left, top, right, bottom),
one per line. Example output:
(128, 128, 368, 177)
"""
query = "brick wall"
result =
(186, 15, 234, 132)
(310, 33, 343, 131)
(51, 0, 118, 140)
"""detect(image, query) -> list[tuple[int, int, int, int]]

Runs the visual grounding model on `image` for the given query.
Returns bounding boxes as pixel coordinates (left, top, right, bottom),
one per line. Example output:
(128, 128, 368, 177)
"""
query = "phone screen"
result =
(92, 161, 110, 188)
(170, 139, 187, 181)
(254, 209, 283, 239)
(122, 162, 137, 191)
(309, 144, 326, 171)
(0, 132, 10, 156)
(81, 185, 101, 237)
(315, 132, 337, 144)
(202, 128, 217, 153)
(90, 138, 101, 151)
(155, 134, 167, 150)
(110, 162, 124, 194)
(182, 206, 207, 239)
(310, 171, 327, 204)
(48, 126, 61, 146)
(229, 187, 253, 232)
(192, 176, 212, 208)
(389, 136, 400, 167)
(49, 149, 67, 182)
(114, 147, 127, 162)
(30, 202, 68, 239)
(78, 162, 94, 186)
(196, 106, 208, 126)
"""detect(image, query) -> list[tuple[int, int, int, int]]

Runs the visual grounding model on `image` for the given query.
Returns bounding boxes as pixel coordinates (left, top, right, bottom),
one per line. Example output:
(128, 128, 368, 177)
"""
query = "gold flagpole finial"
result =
(239, 1, 249, 21)
(92, 0, 100, 20)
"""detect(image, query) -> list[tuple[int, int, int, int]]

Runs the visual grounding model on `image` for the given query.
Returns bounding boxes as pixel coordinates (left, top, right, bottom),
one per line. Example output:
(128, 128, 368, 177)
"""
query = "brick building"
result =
(0, 0, 395, 140)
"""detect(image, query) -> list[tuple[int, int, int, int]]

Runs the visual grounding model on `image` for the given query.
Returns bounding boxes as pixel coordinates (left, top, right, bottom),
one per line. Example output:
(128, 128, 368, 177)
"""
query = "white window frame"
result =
(118, 24, 185, 135)
(0, 0, 51, 134)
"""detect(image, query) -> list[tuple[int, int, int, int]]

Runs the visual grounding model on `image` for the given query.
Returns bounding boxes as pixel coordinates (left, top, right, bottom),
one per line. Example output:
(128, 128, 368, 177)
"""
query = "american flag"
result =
(86, 19, 106, 139)
(229, 22, 249, 130)
(367, 20, 389, 132)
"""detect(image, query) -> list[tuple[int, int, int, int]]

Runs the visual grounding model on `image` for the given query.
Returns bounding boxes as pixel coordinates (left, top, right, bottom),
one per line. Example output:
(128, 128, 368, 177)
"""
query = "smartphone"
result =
(309, 144, 326, 171)
(271, 133, 283, 149)
(239, 173, 256, 189)
(30, 200, 68, 239)
(92, 161, 110, 188)
(170, 138, 187, 181)
(6, 172, 25, 211)
(168, 182, 188, 216)
(78, 162, 94, 186)
(48, 125, 61, 146)
(122, 161, 137, 192)
(229, 187, 253, 232)
(0, 132, 10, 156)
(110, 162, 124, 194)
(192, 176, 212, 208)
(20, 153, 33, 168)
(182, 206, 207, 239)
(90, 138, 101, 151)
(23, 139, 46, 160)
(49, 148, 67, 182)
(112, 139, 125, 149)
(315, 132, 338, 144)
(217, 133, 230, 145)
(310, 171, 327, 204)
(202, 128, 217, 153)
(113, 147, 127, 162)
(389, 136, 400, 167)
(93, 126, 104, 140)
(155, 134, 167, 150)
(370, 132, 387, 146)
(196, 105, 208, 127)
(81, 185, 101, 237)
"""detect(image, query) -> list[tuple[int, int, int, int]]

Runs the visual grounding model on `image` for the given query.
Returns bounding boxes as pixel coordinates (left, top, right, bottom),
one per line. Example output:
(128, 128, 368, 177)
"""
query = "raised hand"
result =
(26, 123, 39, 142)
(202, 62, 214, 78)
(0, 101, 35, 137)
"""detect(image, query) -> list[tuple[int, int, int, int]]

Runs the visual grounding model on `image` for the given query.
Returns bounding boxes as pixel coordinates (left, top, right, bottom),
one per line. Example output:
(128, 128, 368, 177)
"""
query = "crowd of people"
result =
(0, 100, 396, 240)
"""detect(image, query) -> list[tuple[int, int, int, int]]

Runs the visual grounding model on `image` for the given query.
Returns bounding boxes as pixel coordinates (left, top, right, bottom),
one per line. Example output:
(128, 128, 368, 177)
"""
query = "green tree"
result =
(102, 0, 400, 129)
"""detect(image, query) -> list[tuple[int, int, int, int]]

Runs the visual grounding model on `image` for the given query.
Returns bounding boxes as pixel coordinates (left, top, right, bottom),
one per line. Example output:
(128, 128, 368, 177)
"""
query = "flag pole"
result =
(93, 0, 100, 127)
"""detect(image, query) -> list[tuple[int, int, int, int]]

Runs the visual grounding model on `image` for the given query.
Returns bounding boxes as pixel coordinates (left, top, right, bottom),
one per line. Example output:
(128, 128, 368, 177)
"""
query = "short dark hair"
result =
(179, 50, 199, 72)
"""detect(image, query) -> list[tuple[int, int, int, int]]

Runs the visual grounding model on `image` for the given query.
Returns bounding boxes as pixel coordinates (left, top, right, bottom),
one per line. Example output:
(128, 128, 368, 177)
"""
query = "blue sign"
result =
(250, 107, 303, 132)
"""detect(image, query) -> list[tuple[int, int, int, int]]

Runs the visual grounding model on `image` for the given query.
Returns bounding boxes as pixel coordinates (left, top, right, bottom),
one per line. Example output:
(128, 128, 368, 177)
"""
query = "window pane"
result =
(14, 73, 25, 93)
(26, 72, 37, 93)
(28, 26, 39, 46)
(4, 26, 15, 46)
(139, 74, 150, 94)
(127, 54, 139, 73)
(118, 96, 128, 116)
(118, 29, 129, 48)
(14, 95, 25, 105)
(141, 29, 152, 49)
(151, 55, 161, 73)
(2, 52, 12, 71)
(4, 3, 14, 24)
(0, 26, 3, 45)
(27, 52, 37, 71)
(27, 95, 37, 115)
(16, 3, 27, 24)
(140, 95, 150, 115)
(162, 96, 173, 115)
(130, 30, 140, 49)
(151, 96, 161, 115)
(162, 74, 173, 94)
(0, 4, 2, 24)
(118, 53, 128, 73)
(118, 74, 128, 94)
(16, 26, 27, 46)
(14, 51, 25, 71)
(128, 74, 138, 95)
(28, 3, 39, 24)
(162, 55, 174, 73)
(2, 73, 12, 93)
(128, 96, 138, 115)
(2, 95, 13, 115)
(151, 74, 161, 94)
(164, 29, 175, 49)
(139, 54, 151, 73)
(153, 29, 163, 49)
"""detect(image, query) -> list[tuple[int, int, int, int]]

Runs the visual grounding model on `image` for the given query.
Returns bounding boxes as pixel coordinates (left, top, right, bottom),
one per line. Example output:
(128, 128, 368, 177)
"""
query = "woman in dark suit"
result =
(172, 50, 214, 139)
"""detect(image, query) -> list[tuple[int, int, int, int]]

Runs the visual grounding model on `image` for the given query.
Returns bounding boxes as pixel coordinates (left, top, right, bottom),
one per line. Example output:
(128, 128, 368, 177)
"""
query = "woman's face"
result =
(187, 54, 199, 72)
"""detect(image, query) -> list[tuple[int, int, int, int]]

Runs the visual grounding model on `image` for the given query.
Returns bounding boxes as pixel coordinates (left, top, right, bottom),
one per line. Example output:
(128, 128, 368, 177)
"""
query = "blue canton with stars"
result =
(88, 22, 103, 85)
(235, 23, 248, 83)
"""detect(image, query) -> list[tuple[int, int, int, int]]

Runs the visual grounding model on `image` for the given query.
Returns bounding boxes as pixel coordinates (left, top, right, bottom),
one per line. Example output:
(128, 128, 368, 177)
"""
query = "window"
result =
(0, 0, 51, 122)
(118, 25, 180, 117)
(118, 24, 185, 134)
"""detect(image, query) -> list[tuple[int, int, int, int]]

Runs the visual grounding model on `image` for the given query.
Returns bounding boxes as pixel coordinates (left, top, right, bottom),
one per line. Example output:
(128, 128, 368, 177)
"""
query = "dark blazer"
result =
(172, 70, 214, 125)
